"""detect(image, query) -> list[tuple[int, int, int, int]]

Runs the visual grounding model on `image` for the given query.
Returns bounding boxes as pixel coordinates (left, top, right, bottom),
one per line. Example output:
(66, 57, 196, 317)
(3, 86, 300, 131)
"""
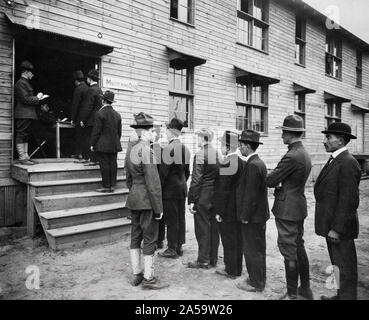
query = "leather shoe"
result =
(215, 269, 237, 280)
(157, 241, 164, 250)
(236, 280, 263, 292)
(279, 292, 298, 300)
(96, 188, 111, 193)
(298, 286, 314, 300)
(186, 261, 211, 270)
(142, 277, 169, 290)
(176, 246, 184, 256)
(321, 295, 339, 300)
(131, 273, 144, 287)
(159, 249, 179, 259)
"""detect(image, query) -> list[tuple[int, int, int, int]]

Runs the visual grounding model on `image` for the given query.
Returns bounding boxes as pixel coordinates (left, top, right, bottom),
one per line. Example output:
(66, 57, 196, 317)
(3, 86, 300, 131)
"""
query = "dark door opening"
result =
(14, 41, 99, 159)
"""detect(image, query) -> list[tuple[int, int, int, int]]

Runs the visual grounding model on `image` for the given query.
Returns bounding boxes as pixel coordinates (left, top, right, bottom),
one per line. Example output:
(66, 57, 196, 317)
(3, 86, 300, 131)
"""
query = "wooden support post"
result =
(27, 185, 37, 237)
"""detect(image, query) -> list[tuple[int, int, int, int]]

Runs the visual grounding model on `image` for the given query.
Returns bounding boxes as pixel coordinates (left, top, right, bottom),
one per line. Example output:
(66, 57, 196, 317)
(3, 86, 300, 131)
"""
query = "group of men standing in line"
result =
(125, 112, 361, 301)
(14, 60, 362, 300)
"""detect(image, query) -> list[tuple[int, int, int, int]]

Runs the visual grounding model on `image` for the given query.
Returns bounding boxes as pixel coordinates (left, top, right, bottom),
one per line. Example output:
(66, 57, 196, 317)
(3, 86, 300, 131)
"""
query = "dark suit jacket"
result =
(71, 82, 89, 123)
(80, 84, 103, 127)
(125, 140, 163, 214)
(236, 155, 270, 224)
(14, 77, 40, 120)
(213, 154, 244, 222)
(314, 150, 361, 240)
(188, 144, 220, 211)
(90, 105, 122, 153)
(159, 139, 191, 200)
(266, 141, 312, 222)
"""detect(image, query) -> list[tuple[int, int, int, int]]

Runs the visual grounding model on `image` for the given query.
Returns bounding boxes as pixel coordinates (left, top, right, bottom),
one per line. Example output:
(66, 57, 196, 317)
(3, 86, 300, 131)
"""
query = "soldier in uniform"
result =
(266, 115, 313, 300)
(213, 130, 243, 279)
(236, 130, 270, 292)
(187, 129, 220, 269)
(315, 123, 361, 300)
(126, 112, 167, 290)
(71, 70, 89, 161)
(158, 118, 191, 259)
(90, 91, 122, 193)
(79, 69, 102, 166)
(14, 61, 46, 165)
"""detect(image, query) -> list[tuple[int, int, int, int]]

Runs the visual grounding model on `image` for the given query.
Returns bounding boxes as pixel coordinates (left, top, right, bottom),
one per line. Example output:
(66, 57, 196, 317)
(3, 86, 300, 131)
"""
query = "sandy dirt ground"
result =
(1, 181, 369, 300)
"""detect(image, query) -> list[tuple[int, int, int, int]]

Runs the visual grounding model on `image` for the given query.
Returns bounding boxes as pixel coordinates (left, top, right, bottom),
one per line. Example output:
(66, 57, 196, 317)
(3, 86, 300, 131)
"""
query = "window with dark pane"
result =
(170, 0, 194, 24)
(295, 16, 306, 65)
(325, 102, 342, 129)
(356, 50, 363, 87)
(237, 0, 269, 52)
(295, 94, 306, 137)
(325, 33, 342, 79)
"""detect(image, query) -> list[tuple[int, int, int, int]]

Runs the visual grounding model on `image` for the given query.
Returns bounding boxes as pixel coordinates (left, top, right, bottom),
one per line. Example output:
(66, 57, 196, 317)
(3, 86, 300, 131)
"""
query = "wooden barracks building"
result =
(0, 0, 368, 249)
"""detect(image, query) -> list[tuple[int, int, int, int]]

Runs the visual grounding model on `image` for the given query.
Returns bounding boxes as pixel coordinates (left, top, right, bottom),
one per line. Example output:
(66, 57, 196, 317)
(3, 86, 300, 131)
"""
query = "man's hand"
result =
(37, 93, 44, 100)
(241, 220, 249, 225)
(155, 212, 163, 221)
(327, 230, 340, 244)
(189, 203, 197, 215)
(216, 215, 223, 223)
(71, 120, 75, 126)
(80, 121, 85, 128)
(90, 146, 94, 152)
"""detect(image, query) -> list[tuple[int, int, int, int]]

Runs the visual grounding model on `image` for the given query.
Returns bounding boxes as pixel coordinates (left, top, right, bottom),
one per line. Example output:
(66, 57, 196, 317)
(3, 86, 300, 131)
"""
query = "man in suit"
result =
(71, 70, 89, 161)
(14, 61, 46, 165)
(315, 123, 361, 300)
(79, 69, 102, 166)
(188, 129, 220, 269)
(236, 130, 270, 292)
(90, 91, 122, 193)
(158, 118, 191, 259)
(126, 112, 167, 290)
(266, 115, 313, 300)
(213, 130, 243, 279)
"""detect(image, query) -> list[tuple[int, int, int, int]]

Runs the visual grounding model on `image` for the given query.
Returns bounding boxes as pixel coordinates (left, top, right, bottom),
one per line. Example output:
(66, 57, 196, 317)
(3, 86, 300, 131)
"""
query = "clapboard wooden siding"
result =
(0, 0, 369, 225)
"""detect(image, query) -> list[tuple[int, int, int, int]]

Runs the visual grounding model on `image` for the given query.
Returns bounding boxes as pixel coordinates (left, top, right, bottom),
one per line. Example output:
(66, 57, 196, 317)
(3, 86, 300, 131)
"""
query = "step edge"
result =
(46, 218, 131, 238)
(30, 177, 126, 188)
(34, 189, 130, 202)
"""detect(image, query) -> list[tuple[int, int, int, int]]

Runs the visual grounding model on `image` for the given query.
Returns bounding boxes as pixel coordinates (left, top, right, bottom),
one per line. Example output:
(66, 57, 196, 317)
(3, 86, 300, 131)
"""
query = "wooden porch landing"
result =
(11, 159, 131, 251)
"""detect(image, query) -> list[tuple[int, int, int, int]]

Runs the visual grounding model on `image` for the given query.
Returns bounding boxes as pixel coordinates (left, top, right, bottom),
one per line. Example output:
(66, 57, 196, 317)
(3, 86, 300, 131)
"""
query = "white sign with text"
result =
(103, 76, 138, 92)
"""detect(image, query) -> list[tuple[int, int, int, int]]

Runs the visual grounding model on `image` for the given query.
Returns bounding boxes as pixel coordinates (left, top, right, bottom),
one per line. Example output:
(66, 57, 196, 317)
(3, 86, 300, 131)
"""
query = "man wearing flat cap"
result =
(212, 130, 244, 279)
(79, 69, 102, 165)
(71, 70, 89, 161)
(236, 130, 269, 293)
(187, 128, 220, 269)
(90, 91, 122, 193)
(315, 123, 361, 300)
(158, 118, 191, 259)
(14, 61, 46, 165)
(125, 112, 167, 290)
(266, 115, 313, 300)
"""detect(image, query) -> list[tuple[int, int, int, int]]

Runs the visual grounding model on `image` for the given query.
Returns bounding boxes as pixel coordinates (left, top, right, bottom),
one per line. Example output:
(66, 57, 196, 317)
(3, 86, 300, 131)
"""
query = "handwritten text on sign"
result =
(103, 77, 138, 92)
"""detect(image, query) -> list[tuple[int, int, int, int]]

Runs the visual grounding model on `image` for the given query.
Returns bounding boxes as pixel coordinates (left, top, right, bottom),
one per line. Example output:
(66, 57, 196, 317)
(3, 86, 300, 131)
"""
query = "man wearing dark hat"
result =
(266, 115, 313, 300)
(315, 123, 361, 300)
(71, 70, 88, 161)
(236, 130, 270, 292)
(158, 118, 191, 259)
(125, 112, 167, 290)
(212, 130, 244, 279)
(187, 128, 220, 269)
(79, 69, 102, 165)
(14, 61, 46, 165)
(90, 91, 122, 193)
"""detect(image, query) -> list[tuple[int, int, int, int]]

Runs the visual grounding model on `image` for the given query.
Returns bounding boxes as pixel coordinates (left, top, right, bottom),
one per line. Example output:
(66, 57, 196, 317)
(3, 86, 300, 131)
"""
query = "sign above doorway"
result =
(103, 76, 138, 92)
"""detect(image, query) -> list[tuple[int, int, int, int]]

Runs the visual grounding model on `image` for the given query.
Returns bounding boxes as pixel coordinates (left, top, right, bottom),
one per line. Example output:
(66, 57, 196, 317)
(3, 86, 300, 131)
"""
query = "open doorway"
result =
(14, 39, 100, 159)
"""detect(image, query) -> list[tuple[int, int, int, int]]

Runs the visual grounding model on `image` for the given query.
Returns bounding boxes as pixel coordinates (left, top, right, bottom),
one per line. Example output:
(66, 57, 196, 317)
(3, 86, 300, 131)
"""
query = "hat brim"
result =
(239, 139, 263, 145)
(100, 95, 116, 103)
(130, 124, 154, 129)
(321, 130, 357, 139)
(276, 126, 306, 132)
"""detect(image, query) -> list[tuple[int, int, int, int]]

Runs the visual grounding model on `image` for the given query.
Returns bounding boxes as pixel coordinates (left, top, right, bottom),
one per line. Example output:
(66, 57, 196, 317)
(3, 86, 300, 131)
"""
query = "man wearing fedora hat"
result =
(14, 61, 47, 165)
(90, 90, 122, 193)
(315, 123, 361, 300)
(158, 118, 191, 259)
(212, 130, 244, 279)
(71, 70, 89, 161)
(267, 115, 313, 300)
(187, 128, 221, 269)
(236, 130, 269, 292)
(79, 69, 102, 165)
(125, 112, 167, 290)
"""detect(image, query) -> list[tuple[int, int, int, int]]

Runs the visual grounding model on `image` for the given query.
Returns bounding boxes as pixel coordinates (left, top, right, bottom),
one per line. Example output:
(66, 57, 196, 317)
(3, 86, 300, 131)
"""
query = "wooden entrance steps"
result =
(11, 161, 132, 251)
